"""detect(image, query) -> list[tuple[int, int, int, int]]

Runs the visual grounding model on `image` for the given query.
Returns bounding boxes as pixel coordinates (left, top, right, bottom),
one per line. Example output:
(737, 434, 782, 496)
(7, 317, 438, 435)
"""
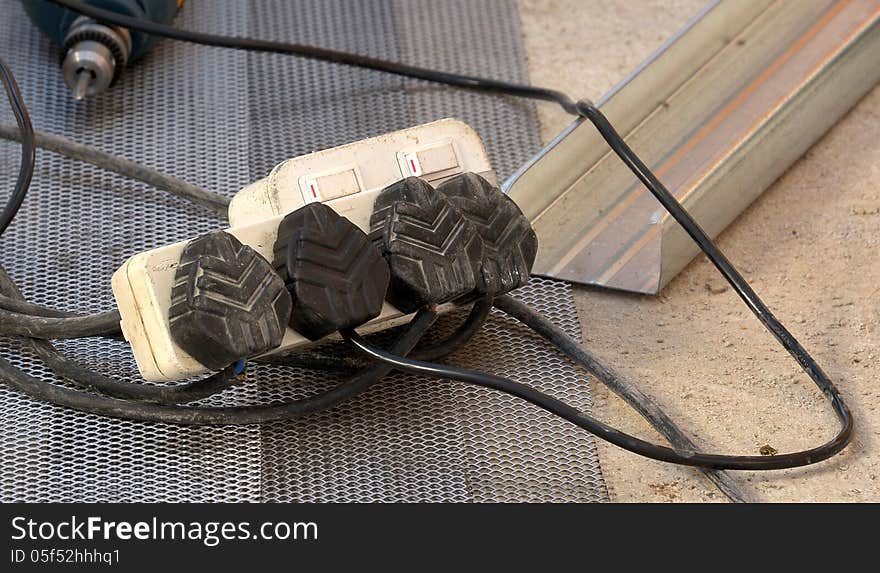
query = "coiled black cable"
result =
(0, 302, 439, 421)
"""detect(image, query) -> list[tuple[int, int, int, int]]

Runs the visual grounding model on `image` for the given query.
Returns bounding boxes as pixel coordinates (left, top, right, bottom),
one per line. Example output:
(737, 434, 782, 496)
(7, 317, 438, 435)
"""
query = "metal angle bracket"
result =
(506, 0, 880, 294)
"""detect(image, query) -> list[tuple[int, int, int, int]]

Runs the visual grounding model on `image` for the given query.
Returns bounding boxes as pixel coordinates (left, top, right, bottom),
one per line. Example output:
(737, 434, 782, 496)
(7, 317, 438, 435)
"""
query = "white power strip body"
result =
(112, 119, 494, 382)
(229, 118, 494, 226)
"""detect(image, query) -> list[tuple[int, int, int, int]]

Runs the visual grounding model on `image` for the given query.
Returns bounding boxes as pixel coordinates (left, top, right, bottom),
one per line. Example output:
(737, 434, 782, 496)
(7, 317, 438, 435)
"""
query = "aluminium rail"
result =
(506, 0, 880, 293)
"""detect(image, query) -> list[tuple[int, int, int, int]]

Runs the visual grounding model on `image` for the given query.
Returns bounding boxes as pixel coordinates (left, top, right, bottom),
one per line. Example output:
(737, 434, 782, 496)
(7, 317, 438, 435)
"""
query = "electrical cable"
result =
(0, 297, 438, 420)
(342, 328, 845, 471)
(492, 294, 747, 502)
(574, 100, 853, 461)
(0, 293, 86, 317)
(258, 292, 744, 500)
(0, 294, 122, 341)
(0, 122, 229, 215)
(0, 306, 122, 339)
(409, 297, 493, 362)
(259, 298, 493, 371)
(45, 0, 580, 115)
(33, 339, 243, 404)
(0, 56, 34, 238)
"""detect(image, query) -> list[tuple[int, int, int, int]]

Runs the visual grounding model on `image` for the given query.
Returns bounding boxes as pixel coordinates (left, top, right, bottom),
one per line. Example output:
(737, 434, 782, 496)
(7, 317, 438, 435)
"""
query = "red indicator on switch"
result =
(404, 153, 423, 176)
(300, 169, 361, 204)
(302, 178, 320, 203)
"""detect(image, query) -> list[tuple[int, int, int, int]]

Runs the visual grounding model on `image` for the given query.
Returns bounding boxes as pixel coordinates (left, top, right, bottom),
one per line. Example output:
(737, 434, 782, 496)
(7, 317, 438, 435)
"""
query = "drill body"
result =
(20, 0, 180, 99)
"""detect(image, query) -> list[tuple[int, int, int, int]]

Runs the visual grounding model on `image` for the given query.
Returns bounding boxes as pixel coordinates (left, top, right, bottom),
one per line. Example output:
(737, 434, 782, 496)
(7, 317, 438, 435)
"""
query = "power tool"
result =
(19, 0, 180, 100)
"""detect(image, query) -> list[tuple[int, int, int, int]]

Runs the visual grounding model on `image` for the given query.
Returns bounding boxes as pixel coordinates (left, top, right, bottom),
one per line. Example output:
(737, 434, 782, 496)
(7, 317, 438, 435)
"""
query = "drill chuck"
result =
(61, 16, 132, 100)
(20, 0, 181, 100)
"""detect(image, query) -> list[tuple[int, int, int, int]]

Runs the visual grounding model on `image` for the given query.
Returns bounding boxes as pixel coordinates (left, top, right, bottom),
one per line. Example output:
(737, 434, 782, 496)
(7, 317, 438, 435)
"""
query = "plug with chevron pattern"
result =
(168, 231, 292, 370)
(369, 177, 484, 313)
(370, 174, 537, 309)
(437, 172, 537, 298)
(272, 203, 390, 341)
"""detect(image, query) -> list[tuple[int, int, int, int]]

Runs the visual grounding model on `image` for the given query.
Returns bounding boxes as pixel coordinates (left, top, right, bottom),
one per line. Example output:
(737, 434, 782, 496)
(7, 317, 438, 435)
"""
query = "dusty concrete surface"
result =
(518, 0, 879, 502)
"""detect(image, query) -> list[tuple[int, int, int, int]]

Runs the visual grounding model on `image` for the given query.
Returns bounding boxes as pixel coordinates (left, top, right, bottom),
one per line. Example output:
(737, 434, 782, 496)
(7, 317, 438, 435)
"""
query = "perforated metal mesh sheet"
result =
(0, 0, 607, 502)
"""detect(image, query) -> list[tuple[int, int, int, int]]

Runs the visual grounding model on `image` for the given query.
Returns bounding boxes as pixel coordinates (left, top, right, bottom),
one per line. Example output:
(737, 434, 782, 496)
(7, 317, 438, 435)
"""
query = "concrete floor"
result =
(518, 0, 880, 501)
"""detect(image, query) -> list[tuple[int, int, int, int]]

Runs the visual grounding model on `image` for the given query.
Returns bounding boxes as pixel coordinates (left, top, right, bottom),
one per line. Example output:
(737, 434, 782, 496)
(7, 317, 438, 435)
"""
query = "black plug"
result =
(272, 202, 390, 341)
(437, 172, 537, 297)
(169, 231, 292, 370)
(369, 177, 483, 313)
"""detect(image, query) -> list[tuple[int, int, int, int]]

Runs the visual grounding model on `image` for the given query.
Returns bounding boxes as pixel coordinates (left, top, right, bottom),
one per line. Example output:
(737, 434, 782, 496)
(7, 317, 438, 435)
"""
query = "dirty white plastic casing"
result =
(229, 118, 494, 226)
(112, 119, 494, 382)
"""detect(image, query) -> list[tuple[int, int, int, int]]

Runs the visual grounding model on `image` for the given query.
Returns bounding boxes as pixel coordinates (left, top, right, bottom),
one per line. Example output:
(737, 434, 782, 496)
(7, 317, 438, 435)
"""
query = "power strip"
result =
(112, 119, 496, 382)
(229, 118, 494, 226)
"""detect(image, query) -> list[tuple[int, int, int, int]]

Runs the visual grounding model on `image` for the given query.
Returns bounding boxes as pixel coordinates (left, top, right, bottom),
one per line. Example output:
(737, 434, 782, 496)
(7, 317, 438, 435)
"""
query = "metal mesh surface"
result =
(0, 0, 608, 502)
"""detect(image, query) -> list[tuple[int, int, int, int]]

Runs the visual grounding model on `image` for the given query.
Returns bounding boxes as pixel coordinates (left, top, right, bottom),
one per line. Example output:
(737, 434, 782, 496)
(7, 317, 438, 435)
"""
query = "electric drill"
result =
(20, 0, 181, 100)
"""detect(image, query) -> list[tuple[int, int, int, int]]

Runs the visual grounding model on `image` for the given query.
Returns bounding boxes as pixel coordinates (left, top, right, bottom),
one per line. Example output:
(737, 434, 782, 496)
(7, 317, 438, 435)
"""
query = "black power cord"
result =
(0, 293, 97, 317)
(342, 327, 843, 471)
(0, 2, 853, 498)
(0, 306, 122, 338)
(262, 298, 495, 371)
(0, 56, 34, 237)
(492, 294, 747, 502)
(0, 122, 229, 214)
(45, 0, 581, 115)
